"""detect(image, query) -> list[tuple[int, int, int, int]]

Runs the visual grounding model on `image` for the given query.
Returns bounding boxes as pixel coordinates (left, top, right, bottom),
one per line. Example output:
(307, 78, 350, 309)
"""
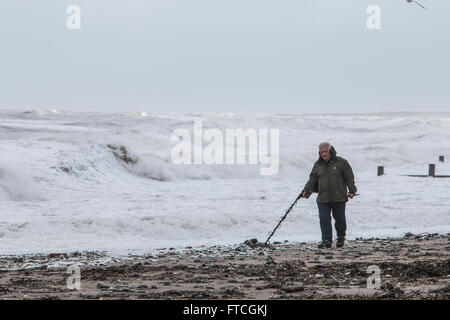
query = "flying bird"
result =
(407, 0, 427, 9)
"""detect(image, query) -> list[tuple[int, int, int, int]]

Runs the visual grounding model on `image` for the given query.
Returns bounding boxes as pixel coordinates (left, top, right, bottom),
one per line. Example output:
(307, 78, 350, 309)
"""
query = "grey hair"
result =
(318, 142, 331, 151)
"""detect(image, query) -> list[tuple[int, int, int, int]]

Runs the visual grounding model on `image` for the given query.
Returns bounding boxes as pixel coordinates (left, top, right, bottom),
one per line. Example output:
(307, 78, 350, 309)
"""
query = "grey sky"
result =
(0, 0, 448, 114)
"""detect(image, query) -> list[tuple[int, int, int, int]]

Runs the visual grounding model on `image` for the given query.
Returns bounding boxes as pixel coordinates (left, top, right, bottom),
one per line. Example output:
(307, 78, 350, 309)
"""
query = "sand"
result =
(0, 233, 449, 300)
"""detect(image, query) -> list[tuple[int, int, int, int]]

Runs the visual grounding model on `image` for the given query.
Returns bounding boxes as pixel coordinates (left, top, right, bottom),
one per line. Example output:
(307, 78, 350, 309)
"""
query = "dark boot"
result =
(318, 240, 332, 249)
(336, 236, 345, 248)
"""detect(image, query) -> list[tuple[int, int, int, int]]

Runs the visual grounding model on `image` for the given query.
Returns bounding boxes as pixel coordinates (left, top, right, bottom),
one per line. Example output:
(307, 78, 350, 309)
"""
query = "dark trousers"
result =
(317, 202, 346, 242)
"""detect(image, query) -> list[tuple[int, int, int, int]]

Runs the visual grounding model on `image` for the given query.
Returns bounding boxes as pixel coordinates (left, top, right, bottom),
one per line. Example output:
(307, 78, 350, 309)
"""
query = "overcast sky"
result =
(0, 0, 448, 114)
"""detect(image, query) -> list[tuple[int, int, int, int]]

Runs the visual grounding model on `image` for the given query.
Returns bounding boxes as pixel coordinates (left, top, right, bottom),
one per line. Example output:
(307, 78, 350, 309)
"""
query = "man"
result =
(301, 142, 357, 249)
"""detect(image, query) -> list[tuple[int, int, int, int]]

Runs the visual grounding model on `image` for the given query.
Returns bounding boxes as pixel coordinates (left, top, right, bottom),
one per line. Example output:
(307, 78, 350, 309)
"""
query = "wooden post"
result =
(377, 166, 384, 176)
(429, 164, 435, 177)
(439, 156, 444, 163)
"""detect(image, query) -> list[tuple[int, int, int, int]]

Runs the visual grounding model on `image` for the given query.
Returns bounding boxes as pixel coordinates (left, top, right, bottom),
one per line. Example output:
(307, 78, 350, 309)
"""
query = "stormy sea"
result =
(0, 109, 449, 256)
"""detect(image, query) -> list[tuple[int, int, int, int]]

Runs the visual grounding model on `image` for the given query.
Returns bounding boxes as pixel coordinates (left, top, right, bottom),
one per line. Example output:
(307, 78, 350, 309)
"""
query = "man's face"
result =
(320, 147, 331, 162)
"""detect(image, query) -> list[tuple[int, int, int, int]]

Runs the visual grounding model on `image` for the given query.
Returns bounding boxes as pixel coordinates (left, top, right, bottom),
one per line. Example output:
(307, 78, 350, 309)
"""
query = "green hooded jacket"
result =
(302, 146, 357, 203)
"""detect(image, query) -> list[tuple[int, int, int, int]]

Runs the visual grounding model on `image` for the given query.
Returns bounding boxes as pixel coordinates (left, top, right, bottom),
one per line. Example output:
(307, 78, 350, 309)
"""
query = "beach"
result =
(0, 232, 448, 300)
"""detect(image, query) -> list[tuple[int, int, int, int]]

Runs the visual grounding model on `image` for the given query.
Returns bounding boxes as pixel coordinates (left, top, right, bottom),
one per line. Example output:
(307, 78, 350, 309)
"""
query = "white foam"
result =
(0, 164, 46, 201)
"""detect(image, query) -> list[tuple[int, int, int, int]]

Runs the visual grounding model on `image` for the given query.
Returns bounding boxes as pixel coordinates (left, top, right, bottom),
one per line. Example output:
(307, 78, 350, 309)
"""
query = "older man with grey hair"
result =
(301, 142, 357, 249)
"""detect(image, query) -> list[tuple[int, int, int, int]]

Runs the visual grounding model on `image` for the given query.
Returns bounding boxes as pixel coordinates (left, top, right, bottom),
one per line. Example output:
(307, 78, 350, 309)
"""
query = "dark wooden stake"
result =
(377, 166, 384, 176)
(429, 164, 435, 177)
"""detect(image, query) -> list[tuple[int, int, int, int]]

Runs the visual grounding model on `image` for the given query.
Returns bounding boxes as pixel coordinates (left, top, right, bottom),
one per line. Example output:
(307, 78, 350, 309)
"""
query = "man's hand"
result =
(348, 193, 355, 199)
(301, 191, 310, 199)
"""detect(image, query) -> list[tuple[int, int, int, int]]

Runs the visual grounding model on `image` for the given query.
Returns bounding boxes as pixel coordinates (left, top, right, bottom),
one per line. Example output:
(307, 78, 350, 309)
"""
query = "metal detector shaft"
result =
(264, 194, 302, 245)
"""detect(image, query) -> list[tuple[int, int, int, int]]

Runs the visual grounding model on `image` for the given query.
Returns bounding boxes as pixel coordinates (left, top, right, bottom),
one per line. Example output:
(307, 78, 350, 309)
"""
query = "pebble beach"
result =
(0, 232, 448, 300)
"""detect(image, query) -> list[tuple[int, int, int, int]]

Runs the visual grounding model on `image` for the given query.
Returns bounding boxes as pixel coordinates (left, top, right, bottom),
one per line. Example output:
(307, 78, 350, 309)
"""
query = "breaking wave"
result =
(0, 165, 46, 201)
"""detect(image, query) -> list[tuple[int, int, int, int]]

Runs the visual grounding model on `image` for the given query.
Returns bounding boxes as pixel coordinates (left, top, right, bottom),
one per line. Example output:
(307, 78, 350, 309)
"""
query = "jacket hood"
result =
(318, 145, 336, 162)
